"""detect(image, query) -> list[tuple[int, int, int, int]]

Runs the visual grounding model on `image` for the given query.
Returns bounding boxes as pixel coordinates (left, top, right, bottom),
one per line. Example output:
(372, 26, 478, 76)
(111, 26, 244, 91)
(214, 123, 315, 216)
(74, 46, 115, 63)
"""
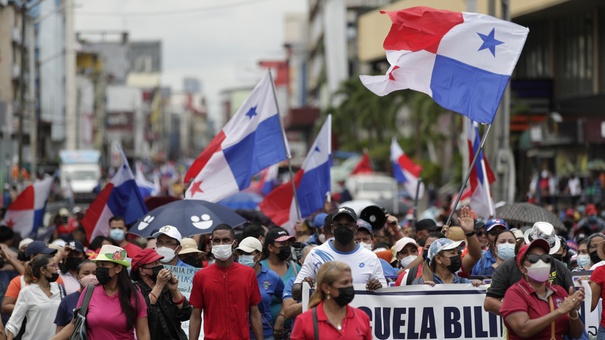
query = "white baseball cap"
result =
(152, 225, 182, 244)
(235, 237, 263, 254)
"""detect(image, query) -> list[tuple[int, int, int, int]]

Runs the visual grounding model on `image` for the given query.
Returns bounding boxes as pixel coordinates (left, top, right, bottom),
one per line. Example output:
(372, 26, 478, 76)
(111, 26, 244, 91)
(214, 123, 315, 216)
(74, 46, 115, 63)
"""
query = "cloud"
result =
(75, 0, 307, 124)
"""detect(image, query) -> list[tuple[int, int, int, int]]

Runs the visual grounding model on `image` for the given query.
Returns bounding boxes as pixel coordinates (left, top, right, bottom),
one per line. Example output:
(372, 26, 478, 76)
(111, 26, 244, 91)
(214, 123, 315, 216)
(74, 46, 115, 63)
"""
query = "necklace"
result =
(220, 265, 232, 279)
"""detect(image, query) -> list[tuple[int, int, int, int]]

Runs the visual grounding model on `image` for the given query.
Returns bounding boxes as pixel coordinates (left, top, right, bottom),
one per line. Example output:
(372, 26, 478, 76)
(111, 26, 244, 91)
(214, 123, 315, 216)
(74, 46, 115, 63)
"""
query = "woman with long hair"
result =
(290, 261, 372, 340)
(54, 259, 97, 333)
(5, 254, 64, 340)
(75, 245, 149, 340)
(491, 230, 517, 271)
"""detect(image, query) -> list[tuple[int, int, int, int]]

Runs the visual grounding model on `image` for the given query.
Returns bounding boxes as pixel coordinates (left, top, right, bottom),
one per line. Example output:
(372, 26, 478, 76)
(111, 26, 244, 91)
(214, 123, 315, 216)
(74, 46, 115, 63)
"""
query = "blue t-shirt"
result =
(283, 277, 295, 300)
(414, 273, 471, 284)
(259, 258, 300, 325)
(471, 248, 496, 276)
(54, 291, 82, 326)
(380, 259, 398, 278)
(251, 265, 285, 340)
(176, 257, 194, 268)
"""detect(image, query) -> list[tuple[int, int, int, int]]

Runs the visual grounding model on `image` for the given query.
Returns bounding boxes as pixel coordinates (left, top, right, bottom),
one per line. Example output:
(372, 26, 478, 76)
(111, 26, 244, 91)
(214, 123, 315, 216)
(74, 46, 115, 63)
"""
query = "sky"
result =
(74, 0, 308, 126)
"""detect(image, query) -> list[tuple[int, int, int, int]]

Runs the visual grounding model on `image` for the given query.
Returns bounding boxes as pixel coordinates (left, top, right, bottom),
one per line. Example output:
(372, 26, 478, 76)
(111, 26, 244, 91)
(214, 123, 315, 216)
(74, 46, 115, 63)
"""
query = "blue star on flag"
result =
(245, 106, 258, 119)
(477, 28, 504, 57)
(314, 146, 320, 152)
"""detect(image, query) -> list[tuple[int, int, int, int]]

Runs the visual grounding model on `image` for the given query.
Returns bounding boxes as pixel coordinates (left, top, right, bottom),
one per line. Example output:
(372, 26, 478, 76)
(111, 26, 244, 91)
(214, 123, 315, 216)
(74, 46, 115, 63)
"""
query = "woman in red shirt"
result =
(500, 239, 584, 340)
(290, 261, 372, 340)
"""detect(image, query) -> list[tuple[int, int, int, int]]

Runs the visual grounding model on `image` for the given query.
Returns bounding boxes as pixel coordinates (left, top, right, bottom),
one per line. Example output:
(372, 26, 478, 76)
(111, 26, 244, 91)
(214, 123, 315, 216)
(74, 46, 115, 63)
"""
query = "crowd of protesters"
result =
(0, 194, 605, 339)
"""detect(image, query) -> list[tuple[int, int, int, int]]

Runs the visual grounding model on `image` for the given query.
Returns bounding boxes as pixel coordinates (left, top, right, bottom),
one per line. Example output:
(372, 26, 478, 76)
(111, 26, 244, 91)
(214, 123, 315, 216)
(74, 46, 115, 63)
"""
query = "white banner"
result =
(303, 281, 595, 340)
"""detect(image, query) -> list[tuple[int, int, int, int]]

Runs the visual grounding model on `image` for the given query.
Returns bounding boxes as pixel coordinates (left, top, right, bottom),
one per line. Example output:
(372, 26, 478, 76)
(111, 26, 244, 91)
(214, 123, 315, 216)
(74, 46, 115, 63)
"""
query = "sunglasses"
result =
(525, 253, 552, 264)
(476, 231, 484, 237)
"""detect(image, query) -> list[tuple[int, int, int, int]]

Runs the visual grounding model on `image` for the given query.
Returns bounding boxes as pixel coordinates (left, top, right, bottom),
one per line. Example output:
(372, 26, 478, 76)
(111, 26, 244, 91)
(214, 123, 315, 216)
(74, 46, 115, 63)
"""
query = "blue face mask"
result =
(577, 254, 591, 267)
(109, 229, 125, 242)
(497, 243, 516, 261)
(238, 255, 256, 268)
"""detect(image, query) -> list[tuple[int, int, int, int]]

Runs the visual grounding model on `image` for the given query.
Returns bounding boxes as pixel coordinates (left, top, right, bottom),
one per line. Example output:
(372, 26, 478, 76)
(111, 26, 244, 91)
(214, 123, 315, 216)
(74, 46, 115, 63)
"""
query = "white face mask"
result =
(400, 255, 417, 268)
(212, 244, 233, 261)
(525, 259, 551, 282)
(360, 242, 372, 251)
(156, 247, 176, 263)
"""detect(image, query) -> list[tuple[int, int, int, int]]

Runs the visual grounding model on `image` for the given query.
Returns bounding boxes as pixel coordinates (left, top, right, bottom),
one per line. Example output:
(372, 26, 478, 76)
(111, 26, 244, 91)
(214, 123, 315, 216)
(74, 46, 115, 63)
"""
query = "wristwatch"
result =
(465, 231, 476, 237)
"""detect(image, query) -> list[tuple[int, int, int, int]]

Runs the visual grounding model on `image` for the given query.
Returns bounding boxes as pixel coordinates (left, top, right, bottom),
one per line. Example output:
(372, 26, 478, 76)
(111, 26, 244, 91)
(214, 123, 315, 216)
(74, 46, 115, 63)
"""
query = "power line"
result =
(76, 0, 274, 17)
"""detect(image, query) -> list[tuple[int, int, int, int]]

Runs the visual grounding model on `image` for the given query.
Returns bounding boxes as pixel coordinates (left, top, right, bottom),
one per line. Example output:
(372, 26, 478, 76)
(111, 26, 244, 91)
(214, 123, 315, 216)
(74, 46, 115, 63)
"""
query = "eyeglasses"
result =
(525, 254, 552, 264)
(156, 241, 178, 247)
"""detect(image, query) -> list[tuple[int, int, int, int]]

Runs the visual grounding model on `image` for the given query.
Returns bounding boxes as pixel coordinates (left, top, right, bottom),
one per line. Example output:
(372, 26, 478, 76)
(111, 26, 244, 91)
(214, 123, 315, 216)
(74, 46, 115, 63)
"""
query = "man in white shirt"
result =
(293, 207, 386, 292)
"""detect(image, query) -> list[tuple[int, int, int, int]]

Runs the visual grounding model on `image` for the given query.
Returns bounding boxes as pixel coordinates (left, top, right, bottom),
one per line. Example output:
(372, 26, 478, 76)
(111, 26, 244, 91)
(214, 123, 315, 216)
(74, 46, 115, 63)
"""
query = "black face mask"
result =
(17, 251, 27, 262)
(422, 249, 429, 261)
(417, 238, 426, 247)
(446, 255, 462, 273)
(333, 286, 355, 306)
(590, 251, 601, 265)
(150, 265, 164, 282)
(334, 227, 354, 245)
(65, 258, 83, 272)
(180, 256, 201, 268)
(95, 267, 112, 285)
(47, 272, 60, 282)
(276, 246, 291, 262)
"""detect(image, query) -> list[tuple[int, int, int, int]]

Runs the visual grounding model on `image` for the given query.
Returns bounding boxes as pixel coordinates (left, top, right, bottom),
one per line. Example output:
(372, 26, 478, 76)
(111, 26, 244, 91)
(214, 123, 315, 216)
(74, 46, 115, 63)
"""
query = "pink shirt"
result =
(77, 285, 147, 340)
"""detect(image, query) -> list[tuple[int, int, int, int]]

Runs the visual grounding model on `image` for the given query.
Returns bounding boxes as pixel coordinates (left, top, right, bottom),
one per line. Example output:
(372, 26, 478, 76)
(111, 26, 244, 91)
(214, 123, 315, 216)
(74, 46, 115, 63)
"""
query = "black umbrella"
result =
(129, 199, 247, 238)
(375, 197, 413, 216)
(495, 203, 564, 230)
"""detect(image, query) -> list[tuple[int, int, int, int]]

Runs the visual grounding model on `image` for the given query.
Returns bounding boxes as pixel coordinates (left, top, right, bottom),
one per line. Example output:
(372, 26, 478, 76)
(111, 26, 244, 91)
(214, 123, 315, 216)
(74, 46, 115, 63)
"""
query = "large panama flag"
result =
(184, 72, 289, 202)
(360, 6, 529, 124)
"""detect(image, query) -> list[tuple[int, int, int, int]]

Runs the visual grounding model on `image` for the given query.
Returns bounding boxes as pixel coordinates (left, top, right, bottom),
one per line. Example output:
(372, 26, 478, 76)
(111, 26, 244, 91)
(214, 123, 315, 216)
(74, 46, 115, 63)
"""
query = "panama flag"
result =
(81, 146, 148, 242)
(135, 161, 158, 199)
(464, 118, 496, 219)
(360, 6, 529, 124)
(390, 138, 424, 200)
(258, 164, 279, 196)
(184, 72, 290, 202)
(3, 176, 53, 237)
(259, 115, 331, 234)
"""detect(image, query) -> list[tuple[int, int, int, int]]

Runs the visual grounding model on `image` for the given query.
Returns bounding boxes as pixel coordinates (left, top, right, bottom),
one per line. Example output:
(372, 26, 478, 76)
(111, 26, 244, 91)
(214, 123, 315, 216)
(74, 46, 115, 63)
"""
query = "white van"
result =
(345, 174, 397, 201)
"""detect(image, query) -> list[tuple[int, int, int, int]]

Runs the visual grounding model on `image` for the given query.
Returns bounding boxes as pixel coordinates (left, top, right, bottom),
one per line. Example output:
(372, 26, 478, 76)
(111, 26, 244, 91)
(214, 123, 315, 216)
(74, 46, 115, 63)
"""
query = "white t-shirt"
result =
(295, 240, 387, 287)
(6, 282, 62, 340)
(568, 177, 581, 196)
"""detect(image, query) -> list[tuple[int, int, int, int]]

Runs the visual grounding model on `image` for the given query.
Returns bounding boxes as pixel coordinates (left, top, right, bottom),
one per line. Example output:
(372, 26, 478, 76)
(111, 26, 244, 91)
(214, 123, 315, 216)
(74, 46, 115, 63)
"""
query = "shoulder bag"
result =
(69, 284, 95, 340)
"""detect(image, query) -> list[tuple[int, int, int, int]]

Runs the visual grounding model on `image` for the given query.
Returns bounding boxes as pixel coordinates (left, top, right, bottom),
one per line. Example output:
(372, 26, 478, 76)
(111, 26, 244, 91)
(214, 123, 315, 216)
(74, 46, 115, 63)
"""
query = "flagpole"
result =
(480, 157, 495, 217)
(267, 70, 302, 221)
(411, 178, 423, 231)
(446, 124, 493, 227)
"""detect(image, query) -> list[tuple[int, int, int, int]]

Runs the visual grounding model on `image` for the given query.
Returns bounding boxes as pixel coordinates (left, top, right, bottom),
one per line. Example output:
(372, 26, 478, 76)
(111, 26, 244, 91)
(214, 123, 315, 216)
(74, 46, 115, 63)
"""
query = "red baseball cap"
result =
(131, 248, 163, 272)
(516, 238, 550, 266)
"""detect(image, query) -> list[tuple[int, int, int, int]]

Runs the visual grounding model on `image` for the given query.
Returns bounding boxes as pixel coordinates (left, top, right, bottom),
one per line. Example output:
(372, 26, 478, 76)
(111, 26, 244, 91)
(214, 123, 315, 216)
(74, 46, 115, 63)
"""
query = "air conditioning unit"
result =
(11, 26, 21, 44)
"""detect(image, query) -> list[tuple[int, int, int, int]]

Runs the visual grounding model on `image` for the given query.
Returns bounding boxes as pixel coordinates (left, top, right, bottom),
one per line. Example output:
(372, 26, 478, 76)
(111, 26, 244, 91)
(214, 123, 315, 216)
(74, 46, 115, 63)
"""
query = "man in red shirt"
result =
(189, 224, 263, 340)
(108, 216, 142, 258)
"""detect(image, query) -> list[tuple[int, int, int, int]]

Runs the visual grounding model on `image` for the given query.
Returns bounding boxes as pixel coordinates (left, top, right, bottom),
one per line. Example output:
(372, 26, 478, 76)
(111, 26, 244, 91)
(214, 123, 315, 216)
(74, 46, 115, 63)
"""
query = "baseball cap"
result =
(427, 238, 465, 264)
(179, 238, 202, 255)
(332, 207, 357, 222)
(586, 204, 597, 216)
(64, 240, 85, 253)
(510, 228, 524, 240)
(58, 208, 69, 217)
(265, 228, 295, 244)
(152, 225, 182, 244)
(474, 219, 486, 230)
(356, 219, 372, 233)
(523, 221, 560, 255)
(485, 218, 509, 233)
(394, 237, 417, 253)
(131, 248, 163, 272)
(72, 206, 82, 214)
(516, 238, 550, 266)
(416, 219, 440, 232)
(18, 238, 33, 251)
(313, 213, 328, 228)
(236, 237, 263, 254)
(25, 241, 58, 258)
